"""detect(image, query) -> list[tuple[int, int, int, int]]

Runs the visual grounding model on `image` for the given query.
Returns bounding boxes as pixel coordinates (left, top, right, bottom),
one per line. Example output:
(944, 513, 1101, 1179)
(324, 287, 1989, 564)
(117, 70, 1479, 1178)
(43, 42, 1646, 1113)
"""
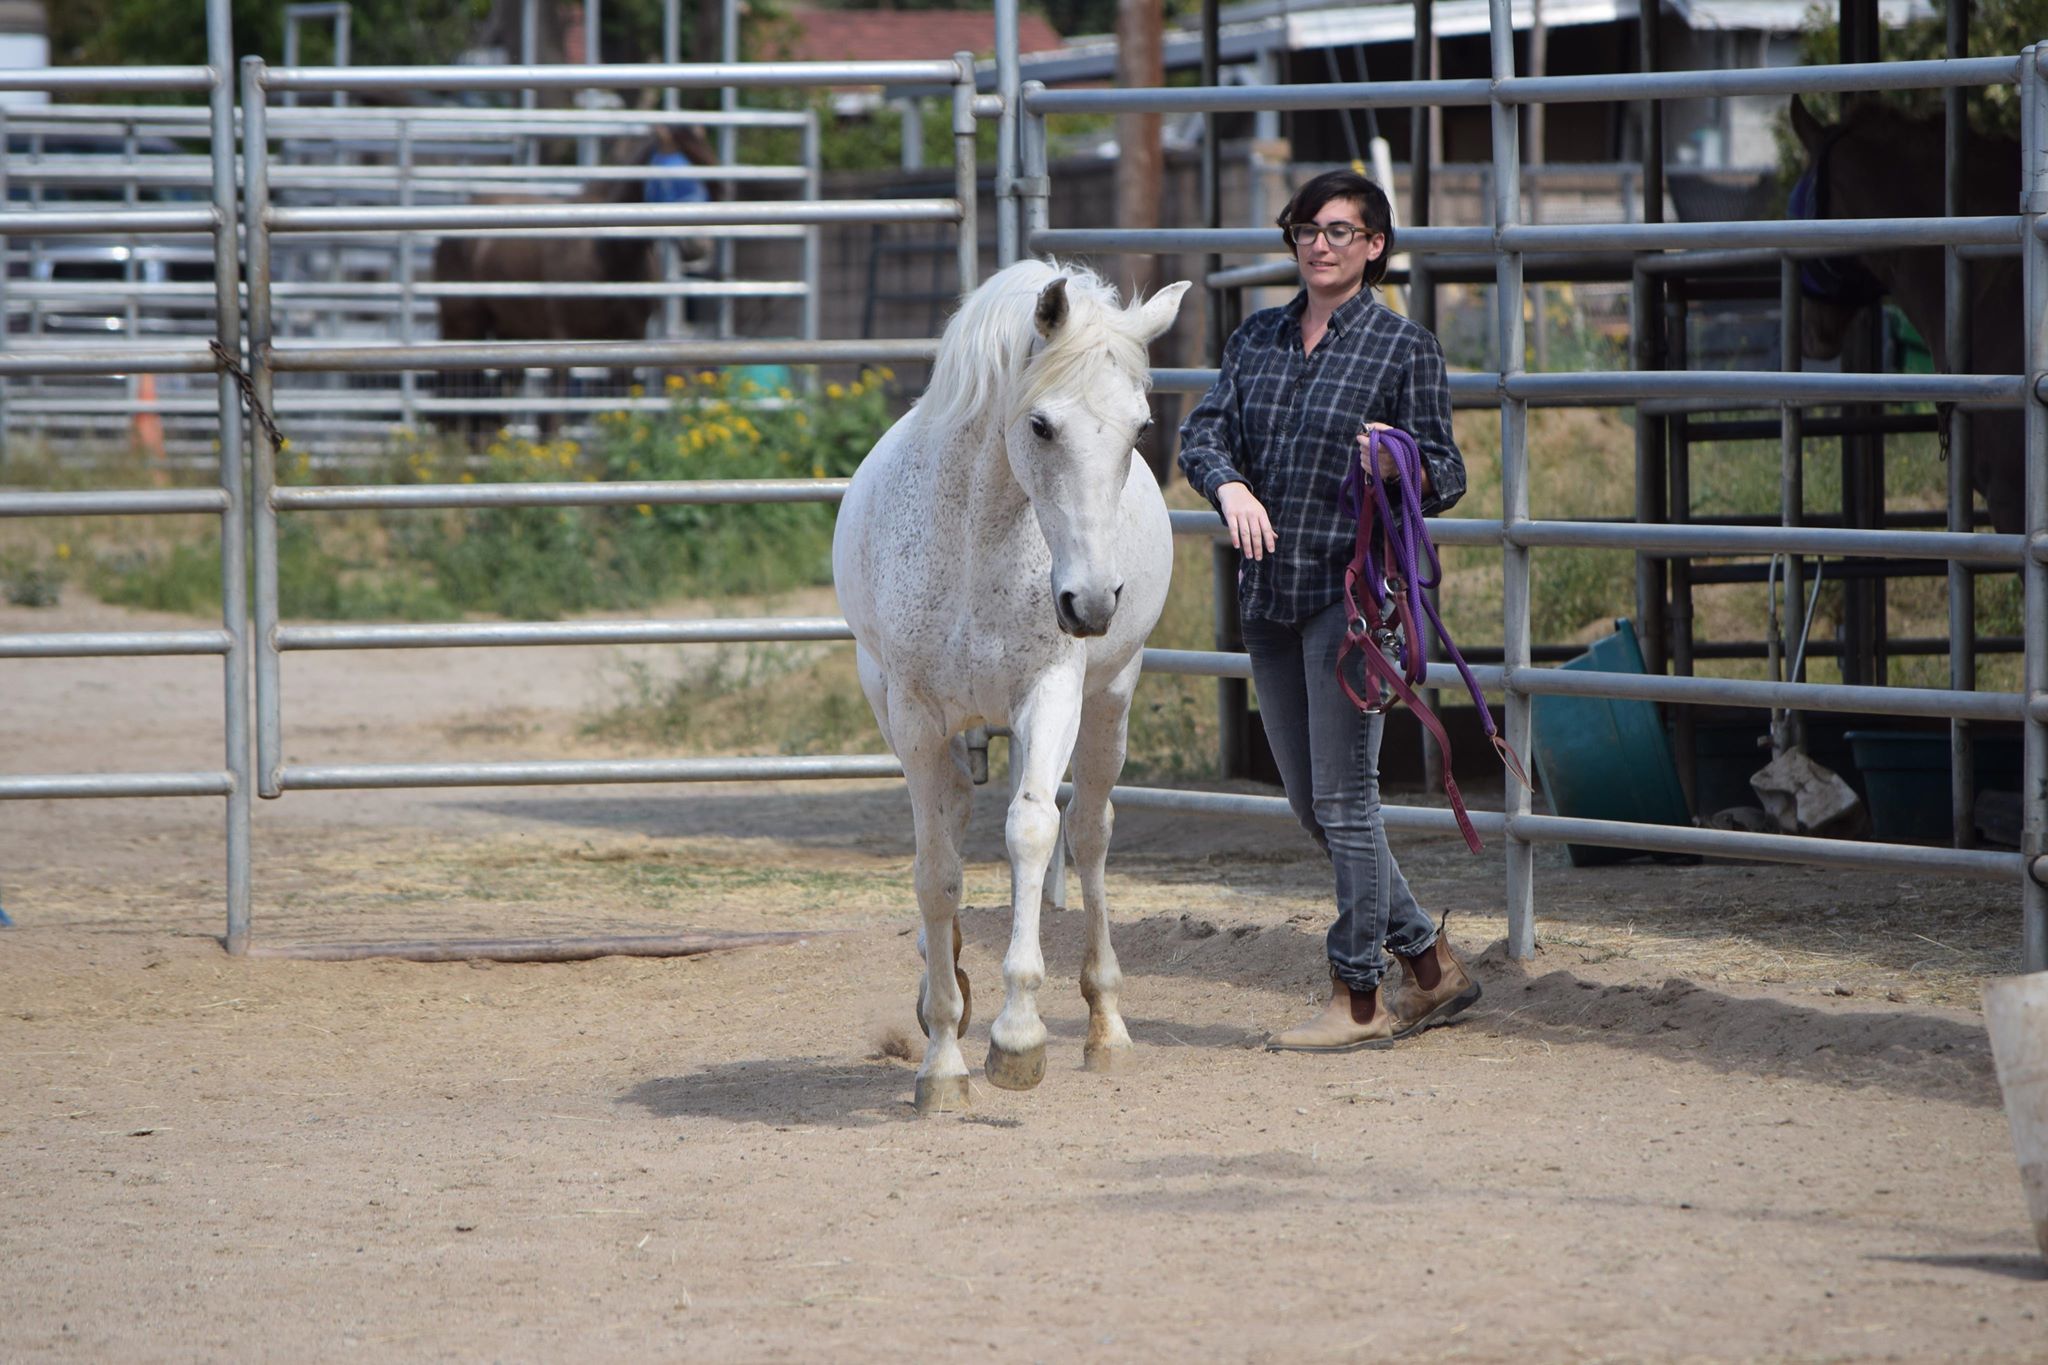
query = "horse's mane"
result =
(913, 259, 1152, 438)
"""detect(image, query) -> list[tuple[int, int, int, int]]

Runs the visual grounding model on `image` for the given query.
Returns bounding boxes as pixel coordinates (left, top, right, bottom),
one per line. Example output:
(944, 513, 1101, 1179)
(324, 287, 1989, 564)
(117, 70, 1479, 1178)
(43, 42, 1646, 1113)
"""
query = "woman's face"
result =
(1294, 198, 1387, 298)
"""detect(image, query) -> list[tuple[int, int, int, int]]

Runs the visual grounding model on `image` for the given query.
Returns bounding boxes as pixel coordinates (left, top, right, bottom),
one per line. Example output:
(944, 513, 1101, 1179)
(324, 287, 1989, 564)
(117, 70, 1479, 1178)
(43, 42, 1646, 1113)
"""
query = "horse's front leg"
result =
(1069, 661, 1140, 1072)
(897, 718, 976, 1114)
(986, 668, 1085, 1091)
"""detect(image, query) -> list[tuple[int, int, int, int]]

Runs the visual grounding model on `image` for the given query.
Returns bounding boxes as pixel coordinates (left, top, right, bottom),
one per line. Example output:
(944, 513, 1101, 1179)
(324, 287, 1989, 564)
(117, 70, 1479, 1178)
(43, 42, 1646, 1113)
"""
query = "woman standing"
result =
(1178, 170, 1479, 1052)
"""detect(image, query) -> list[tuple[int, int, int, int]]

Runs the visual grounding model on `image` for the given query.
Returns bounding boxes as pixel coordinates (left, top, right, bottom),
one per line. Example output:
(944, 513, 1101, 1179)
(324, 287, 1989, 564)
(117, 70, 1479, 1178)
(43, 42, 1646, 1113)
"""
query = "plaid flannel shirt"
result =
(1178, 287, 1466, 626)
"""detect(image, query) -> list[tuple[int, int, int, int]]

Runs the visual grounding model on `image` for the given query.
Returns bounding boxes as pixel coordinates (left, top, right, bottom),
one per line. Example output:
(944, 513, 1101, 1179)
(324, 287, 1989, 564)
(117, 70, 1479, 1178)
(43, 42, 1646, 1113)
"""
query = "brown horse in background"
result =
(1787, 97, 2025, 534)
(431, 125, 723, 438)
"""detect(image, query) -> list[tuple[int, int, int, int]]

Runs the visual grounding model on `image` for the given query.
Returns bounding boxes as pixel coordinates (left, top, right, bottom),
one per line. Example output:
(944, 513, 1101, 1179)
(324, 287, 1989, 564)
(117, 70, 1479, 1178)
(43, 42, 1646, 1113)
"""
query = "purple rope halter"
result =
(1338, 426, 1530, 851)
(1338, 428, 1493, 731)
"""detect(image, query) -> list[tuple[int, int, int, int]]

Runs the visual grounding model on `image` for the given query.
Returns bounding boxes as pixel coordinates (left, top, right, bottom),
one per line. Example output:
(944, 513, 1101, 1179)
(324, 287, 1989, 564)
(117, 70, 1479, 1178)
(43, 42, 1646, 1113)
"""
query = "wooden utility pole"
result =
(1114, 0, 1165, 303)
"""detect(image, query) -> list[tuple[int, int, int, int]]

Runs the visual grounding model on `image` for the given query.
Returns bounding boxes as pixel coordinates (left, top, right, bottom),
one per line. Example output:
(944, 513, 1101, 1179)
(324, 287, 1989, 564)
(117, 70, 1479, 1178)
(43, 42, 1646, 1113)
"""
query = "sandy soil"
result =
(3, 592, 2044, 1362)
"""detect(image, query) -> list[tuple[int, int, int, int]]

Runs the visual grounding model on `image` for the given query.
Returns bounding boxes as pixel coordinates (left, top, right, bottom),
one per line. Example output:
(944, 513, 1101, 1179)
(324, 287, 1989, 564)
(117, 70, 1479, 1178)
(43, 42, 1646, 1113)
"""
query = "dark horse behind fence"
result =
(1787, 96, 2024, 534)
(431, 125, 723, 439)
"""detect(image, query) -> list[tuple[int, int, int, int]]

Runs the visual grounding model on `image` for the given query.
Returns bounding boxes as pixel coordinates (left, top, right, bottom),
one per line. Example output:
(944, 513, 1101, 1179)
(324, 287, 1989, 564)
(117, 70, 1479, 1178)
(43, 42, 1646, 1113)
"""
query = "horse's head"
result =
(1787, 96, 1891, 359)
(917, 261, 1189, 637)
(1011, 270, 1188, 638)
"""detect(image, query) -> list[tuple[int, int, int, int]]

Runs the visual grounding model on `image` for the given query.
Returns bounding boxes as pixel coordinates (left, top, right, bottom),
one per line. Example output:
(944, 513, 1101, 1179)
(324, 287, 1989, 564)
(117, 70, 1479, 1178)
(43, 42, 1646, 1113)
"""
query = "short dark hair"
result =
(1276, 170, 1396, 289)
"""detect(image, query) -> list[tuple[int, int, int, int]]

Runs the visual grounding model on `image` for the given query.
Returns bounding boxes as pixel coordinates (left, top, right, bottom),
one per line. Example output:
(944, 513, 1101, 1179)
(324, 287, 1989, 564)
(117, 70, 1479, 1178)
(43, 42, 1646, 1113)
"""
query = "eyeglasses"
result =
(1289, 221, 1370, 248)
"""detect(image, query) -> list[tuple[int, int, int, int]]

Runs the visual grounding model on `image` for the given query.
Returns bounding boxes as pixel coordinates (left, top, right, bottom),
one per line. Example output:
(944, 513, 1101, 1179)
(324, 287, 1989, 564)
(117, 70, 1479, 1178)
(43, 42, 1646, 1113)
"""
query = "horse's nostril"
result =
(1112, 583, 1124, 606)
(1059, 591, 1078, 622)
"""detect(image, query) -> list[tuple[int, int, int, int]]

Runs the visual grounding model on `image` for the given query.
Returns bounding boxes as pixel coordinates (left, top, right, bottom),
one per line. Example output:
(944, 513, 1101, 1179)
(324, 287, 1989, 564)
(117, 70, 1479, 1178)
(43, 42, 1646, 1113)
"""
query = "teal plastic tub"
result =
(1845, 730, 2022, 842)
(1531, 619, 1692, 866)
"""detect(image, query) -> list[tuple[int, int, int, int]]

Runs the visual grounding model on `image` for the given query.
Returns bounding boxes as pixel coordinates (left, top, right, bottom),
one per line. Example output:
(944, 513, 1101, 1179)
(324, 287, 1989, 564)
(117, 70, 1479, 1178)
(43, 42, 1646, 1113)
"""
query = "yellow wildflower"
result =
(636, 503, 653, 516)
(878, 366, 896, 381)
(811, 462, 826, 479)
(697, 370, 716, 385)
(776, 386, 794, 400)
(793, 412, 808, 428)
(459, 472, 476, 483)
(55, 542, 71, 561)
(628, 383, 645, 399)
(664, 374, 685, 392)
(825, 382, 844, 400)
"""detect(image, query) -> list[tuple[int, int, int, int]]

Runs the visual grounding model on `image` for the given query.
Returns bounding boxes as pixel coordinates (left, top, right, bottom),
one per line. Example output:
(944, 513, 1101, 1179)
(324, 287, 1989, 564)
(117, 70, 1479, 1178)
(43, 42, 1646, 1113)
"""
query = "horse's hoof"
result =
(984, 1040, 1047, 1091)
(915, 968, 973, 1039)
(913, 1073, 971, 1114)
(1082, 1041, 1136, 1074)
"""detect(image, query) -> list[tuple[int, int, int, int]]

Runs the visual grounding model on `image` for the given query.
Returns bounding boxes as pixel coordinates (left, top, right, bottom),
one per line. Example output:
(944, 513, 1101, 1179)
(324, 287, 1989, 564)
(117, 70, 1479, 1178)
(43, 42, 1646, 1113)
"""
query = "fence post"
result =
(1019, 80, 1050, 256)
(1776, 255, 1807, 755)
(241, 58, 285, 803)
(1944, 0, 1977, 850)
(2021, 44, 2048, 970)
(801, 112, 821, 348)
(953, 55, 979, 298)
(398, 115, 418, 431)
(994, 0, 1020, 266)
(1489, 0, 1534, 958)
(209, 0, 252, 953)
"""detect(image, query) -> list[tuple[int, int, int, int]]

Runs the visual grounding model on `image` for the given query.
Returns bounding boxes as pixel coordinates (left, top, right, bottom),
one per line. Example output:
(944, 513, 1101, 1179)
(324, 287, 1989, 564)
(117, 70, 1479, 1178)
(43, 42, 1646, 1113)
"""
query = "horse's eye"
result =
(1030, 415, 1054, 441)
(1139, 418, 1156, 438)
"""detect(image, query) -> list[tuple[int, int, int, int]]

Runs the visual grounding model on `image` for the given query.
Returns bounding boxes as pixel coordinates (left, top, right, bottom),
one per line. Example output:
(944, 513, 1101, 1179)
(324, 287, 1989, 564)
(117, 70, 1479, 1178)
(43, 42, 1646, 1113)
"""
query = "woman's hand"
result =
(1357, 423, 1433, 495)
(1216, 482, 1276, 561)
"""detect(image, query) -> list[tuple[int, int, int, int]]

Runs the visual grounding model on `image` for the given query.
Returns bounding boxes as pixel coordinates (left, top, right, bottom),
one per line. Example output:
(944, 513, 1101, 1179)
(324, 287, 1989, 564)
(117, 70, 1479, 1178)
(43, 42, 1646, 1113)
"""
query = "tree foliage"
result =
(1798, 0, 2046, 140)
(49, 0, 493, 71)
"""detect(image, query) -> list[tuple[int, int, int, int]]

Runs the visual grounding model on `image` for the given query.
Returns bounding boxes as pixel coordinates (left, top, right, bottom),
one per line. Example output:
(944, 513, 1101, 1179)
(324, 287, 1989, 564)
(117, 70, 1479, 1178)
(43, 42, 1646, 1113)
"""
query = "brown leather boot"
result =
(1267, 973, 1398, 1052)
(1392, 922, 1482, 1039)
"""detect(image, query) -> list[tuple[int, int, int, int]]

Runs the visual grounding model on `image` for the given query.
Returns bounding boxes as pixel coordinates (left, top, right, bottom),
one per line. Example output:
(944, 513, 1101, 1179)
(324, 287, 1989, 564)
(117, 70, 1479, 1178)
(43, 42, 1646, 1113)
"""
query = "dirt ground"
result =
(4, 592, 2045, 1362)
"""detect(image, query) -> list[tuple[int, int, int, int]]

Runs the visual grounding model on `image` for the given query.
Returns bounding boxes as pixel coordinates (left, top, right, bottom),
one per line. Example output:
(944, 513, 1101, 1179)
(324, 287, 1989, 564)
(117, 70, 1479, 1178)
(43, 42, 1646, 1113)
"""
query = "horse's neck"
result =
(914, 413, 1031, 562)
(1872, 249, 1950, 368)
(1858, 128, 2022, 372)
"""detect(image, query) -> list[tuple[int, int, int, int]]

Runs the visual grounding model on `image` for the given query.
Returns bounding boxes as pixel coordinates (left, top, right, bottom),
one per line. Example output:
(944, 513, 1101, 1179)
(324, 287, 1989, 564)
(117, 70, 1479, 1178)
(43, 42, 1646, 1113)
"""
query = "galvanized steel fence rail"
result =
(0, 7, 255, 947)
(1018, 35, 2048, 969)
(211, 52, 992, 952)
(5, 6, 2045, 967)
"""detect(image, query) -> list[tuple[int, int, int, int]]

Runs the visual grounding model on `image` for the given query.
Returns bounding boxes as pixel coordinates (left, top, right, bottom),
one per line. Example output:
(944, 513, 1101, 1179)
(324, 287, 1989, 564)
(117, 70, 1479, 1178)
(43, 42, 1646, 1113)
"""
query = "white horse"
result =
(833, 259, 1189, 1113)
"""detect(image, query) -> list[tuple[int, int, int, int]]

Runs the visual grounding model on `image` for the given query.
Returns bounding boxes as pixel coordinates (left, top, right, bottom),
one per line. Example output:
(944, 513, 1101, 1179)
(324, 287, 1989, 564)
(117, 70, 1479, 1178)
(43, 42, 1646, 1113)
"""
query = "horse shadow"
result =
(622, 1054, 916, 1129)
(1866, 1252, 2047, 1283)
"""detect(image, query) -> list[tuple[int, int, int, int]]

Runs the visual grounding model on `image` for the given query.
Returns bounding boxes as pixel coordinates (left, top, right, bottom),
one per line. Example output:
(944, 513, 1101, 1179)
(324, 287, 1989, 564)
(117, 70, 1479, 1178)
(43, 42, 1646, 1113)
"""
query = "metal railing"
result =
(202, 50, 993, 952)
(1017, 39, 2048, 969)
(0, 11, 254, 946)
(5, 6, 2044, 969)
(0, 99, 827, 453)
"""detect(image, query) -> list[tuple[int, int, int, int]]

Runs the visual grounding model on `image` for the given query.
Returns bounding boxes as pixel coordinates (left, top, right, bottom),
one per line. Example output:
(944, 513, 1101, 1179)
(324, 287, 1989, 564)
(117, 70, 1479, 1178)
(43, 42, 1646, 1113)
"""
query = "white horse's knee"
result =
(913, 856, 962, 910)
(1005, 792, 1061, 866)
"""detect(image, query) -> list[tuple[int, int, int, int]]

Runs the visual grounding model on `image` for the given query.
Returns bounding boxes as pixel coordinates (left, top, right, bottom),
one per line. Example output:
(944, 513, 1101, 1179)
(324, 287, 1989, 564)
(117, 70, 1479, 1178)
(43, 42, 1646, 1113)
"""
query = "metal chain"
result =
(209, 339, 289, 457)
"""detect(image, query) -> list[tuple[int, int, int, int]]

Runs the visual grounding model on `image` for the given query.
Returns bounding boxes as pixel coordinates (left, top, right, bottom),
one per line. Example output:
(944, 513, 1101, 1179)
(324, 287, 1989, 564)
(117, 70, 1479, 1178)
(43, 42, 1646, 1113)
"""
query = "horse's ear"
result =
(1135, 280, 1191, 343)
(1789, 96, 1827, 155)
(1034, 277, 1070, 340)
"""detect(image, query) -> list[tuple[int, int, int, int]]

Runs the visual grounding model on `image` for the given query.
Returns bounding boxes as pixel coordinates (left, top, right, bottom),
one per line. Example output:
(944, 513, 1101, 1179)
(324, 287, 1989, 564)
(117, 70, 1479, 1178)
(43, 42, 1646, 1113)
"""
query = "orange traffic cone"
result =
(133, 373, 168, 483)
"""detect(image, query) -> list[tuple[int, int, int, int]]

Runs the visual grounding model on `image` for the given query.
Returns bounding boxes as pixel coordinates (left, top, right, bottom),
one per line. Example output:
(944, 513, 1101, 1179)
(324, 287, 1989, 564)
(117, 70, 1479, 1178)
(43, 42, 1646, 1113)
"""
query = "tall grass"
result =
(63, 367, 899, 623)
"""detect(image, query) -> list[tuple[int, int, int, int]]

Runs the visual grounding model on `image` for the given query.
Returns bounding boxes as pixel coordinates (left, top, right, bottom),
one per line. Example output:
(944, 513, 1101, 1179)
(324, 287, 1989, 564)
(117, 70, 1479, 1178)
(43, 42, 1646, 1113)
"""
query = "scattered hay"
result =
(870, 1027, 919, 1064)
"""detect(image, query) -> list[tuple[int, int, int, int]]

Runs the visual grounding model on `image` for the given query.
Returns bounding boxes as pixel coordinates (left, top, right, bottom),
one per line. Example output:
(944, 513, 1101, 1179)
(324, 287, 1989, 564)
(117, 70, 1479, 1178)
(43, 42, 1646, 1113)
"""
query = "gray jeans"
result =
(1241, 600, 1438, 992)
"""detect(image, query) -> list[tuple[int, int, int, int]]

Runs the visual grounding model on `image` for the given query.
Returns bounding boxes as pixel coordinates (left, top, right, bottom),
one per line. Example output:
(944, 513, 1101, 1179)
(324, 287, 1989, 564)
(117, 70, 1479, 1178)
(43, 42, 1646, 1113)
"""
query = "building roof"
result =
(906, 0, 1939, 91)
(784, 7, 1065, 66)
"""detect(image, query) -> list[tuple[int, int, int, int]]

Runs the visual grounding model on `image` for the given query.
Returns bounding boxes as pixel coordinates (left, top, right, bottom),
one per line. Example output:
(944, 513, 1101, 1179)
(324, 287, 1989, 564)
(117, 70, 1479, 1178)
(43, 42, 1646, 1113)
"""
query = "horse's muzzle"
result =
(1055, 584, 1121, 638)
